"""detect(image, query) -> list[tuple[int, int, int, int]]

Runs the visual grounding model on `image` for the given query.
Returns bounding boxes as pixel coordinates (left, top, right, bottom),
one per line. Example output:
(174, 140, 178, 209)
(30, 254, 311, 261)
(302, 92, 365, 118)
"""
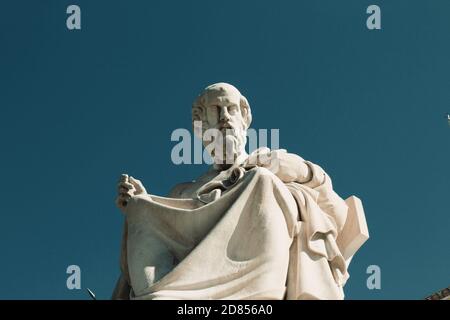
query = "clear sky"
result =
(0, 0, 449, 300)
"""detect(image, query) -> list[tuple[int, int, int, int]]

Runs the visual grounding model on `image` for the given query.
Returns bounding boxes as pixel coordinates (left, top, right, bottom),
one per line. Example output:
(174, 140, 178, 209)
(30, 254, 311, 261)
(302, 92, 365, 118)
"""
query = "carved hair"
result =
(192, 84, 252, 138)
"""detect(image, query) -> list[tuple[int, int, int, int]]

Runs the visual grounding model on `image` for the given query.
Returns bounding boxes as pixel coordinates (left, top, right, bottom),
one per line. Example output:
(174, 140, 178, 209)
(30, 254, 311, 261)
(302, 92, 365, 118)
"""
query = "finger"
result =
(246, 154, 259, 166)
(129, 176, 145, 194)
(118, 174, 129, 183)
(119, 192, 132, 199)
(119, 187, 131, 194)
(117, 181, 135, 191)
(248, 154, 265, 166)
(257, 151, 272, 166)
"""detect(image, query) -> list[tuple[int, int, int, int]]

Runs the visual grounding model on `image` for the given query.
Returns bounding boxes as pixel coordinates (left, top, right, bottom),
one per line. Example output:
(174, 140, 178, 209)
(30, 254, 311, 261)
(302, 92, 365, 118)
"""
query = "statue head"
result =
(192, 83, 252, 168)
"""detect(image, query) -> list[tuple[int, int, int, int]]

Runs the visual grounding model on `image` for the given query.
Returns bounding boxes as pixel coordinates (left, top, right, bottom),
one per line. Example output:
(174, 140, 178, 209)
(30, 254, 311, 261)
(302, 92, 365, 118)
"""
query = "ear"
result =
(240, 95, 252, 129)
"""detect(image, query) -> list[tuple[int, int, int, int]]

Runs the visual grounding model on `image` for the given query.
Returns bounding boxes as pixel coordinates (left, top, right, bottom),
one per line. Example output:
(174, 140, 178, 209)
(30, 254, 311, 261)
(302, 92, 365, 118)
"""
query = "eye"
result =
(228, 105, 238, 114)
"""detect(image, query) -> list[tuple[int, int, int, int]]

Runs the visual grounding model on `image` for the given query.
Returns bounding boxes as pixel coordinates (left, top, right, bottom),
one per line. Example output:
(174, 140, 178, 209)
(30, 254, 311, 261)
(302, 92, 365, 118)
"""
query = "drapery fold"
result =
(120, 162, 348, 300)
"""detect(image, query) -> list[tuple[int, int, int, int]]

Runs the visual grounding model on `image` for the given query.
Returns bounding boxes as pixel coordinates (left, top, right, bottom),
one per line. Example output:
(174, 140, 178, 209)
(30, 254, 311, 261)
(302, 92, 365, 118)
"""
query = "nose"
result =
(220, 107, 231, 122)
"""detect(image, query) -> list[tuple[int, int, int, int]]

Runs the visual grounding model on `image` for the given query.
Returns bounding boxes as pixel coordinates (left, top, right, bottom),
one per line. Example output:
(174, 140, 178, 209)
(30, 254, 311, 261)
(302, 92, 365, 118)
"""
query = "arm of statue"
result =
(249, 149, 347, 232)
(270, 151, 312, 184)
(248, 149, 312, 184)
(112, 174, 148, 299)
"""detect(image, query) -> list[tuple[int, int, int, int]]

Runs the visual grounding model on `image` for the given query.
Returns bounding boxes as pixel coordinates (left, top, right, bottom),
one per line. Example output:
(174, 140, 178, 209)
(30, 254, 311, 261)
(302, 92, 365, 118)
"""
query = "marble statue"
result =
(112, 83, 369, 300)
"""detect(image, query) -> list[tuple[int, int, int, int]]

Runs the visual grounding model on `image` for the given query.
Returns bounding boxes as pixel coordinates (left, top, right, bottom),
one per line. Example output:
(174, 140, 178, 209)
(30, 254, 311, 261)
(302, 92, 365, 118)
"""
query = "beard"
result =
(203, 122, 247, 167)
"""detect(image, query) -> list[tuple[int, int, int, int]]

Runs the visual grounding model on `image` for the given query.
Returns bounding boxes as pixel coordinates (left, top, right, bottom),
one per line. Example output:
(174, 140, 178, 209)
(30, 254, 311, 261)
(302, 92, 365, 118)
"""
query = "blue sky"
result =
(0, 0, 449, 299)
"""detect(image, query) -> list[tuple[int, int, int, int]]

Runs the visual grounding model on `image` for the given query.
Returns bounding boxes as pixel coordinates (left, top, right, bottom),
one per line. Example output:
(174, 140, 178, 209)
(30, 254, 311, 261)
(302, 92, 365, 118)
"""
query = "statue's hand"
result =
(116, 174, 147, 211)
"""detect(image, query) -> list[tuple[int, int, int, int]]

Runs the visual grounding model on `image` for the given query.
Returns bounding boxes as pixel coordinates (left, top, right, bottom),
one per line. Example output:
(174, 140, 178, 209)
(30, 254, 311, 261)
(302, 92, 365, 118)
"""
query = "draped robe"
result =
(116, 152, 349, 300)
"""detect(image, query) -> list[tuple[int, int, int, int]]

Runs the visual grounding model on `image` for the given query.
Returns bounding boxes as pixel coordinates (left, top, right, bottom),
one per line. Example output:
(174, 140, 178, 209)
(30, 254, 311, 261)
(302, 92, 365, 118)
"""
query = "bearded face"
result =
(207, 120, 247, 166)
(192, 83, 251, 168)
